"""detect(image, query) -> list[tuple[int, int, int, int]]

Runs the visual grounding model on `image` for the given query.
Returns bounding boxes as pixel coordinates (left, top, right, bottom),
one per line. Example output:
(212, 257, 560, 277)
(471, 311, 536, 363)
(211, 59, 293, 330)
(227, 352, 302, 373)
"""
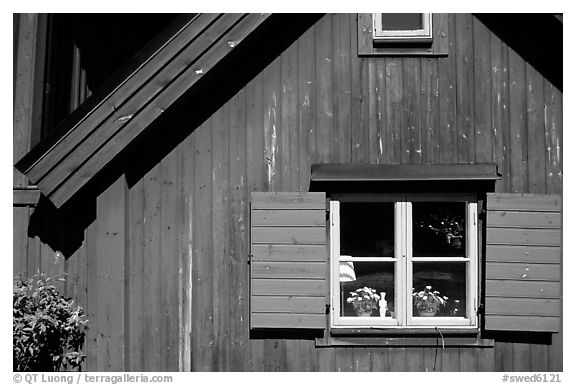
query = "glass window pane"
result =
(413, 202, 466, 258)
(412, 262, 467, 317)
(381, 13, 423, 31)
(340, 202, 394, 258)
(340, 262, 395, 318)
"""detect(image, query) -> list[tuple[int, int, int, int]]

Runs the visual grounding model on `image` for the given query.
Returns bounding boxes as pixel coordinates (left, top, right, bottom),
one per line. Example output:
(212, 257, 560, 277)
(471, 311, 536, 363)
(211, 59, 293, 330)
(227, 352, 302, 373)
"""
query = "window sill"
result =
(315, 328, 494, 348)
(330, 327, 479, 336)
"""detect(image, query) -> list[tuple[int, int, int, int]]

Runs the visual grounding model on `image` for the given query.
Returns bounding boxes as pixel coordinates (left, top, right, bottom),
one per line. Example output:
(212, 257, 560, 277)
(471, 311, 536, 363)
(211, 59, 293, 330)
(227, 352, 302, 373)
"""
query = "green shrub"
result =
(13, 273, 88, 371)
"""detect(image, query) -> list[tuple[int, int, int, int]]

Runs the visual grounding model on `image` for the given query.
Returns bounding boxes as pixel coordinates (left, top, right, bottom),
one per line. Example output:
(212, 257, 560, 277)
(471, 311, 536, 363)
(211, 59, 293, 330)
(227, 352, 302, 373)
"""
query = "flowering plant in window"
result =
(347, 287, 381, 316)
(412, 285, 448, 316)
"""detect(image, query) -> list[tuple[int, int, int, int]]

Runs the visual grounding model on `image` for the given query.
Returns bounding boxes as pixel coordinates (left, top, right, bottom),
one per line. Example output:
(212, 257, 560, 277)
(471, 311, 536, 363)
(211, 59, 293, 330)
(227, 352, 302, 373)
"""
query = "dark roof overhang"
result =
(310, 163, 501, 193)
(311, 163, 501, 182)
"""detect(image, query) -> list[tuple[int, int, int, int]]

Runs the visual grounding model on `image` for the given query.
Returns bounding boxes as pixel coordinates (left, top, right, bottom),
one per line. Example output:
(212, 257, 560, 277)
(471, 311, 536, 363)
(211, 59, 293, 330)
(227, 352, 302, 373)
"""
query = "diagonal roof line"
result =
(17, 14, 202, 176)
(37, 13, 244, 196)
(17, 15, 217, 183)
(16, 13, 271, 208)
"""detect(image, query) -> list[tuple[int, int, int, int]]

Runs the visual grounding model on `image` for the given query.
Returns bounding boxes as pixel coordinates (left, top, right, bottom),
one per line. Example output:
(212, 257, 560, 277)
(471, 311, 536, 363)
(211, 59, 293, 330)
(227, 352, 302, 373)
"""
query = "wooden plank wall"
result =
(12, 14, 561, 372)
(13, 13, 46, 186)
(485, 194, 561, 333)
(250, 192, 328, 329)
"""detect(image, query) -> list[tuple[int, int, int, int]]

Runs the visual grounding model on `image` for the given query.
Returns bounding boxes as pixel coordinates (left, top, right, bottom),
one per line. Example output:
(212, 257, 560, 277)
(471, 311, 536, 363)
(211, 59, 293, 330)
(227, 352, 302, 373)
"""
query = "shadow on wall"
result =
(481, 330, 552, 345)
(474, 14, 562, 91)
(124, 13, 324, 188)
(28, 195, 96, 260)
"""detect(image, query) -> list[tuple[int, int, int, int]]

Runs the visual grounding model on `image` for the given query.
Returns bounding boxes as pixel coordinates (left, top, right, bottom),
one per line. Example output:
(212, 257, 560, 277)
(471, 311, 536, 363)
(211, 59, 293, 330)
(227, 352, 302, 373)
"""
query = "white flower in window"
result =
(347, 287, 381, 317)
(412, 286, 449, 317)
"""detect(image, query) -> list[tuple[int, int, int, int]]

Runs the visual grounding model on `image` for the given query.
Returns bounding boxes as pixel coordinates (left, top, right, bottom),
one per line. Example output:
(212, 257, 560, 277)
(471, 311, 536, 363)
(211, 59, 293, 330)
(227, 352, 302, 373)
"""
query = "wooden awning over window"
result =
(311, 163, 501, 182)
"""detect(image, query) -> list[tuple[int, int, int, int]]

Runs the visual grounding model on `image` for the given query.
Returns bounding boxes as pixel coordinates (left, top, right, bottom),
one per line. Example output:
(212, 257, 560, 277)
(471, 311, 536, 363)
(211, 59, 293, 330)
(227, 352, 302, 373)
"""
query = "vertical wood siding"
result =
(13, 13, 561, 371)
(13, 14, 46, 186)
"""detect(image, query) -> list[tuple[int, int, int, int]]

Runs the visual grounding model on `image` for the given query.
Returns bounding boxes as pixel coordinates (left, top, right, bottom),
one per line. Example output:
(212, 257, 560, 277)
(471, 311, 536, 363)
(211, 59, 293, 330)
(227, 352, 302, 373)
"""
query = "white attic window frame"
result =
(372, 13, 433, 42)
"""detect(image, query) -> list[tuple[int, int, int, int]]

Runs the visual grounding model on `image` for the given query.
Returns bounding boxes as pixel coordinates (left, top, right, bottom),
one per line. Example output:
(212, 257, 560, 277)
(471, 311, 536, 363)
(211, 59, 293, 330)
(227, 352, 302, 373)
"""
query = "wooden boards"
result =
(14, 14, 46, 187)
(12, 13, 562, 372)
(17, 14, 271, 209)
(485, 193, 561, 332)
(13, 187, 41, 206)
(94, 176, 127, 370)
(250, 192, 328, 329)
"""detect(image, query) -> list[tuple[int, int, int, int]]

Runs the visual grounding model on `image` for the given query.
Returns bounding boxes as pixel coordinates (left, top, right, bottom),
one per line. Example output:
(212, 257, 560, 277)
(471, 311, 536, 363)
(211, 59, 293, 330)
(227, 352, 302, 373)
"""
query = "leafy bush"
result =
(13, 273, 88, 371)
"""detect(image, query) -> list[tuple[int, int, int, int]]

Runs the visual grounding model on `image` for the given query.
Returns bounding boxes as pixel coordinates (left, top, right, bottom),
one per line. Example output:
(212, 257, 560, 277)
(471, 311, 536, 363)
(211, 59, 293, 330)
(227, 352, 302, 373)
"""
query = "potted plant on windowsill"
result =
(412, 285, 448, 317)
(347, 287, 381, 317)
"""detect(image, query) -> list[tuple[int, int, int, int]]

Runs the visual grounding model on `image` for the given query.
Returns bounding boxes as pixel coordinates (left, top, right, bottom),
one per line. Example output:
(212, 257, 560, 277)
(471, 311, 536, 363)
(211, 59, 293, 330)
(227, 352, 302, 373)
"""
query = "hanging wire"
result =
(436, 326, 446, 349)
(433, 327, 446, 371)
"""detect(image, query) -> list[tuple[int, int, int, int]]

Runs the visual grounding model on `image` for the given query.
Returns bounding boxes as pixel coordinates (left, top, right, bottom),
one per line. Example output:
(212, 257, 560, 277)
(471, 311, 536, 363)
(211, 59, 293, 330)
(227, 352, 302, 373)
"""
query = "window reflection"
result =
(413, 202, 466, 258)
(340, 202, 395, 258)
(412, 262, 467, 317)
(381, 13, 424, 30)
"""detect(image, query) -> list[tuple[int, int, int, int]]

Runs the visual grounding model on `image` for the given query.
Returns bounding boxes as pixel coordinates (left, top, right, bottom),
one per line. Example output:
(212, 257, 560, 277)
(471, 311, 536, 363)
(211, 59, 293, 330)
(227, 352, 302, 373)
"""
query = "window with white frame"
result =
(330, 194, 478, 329)
(372, 13, 433, 42)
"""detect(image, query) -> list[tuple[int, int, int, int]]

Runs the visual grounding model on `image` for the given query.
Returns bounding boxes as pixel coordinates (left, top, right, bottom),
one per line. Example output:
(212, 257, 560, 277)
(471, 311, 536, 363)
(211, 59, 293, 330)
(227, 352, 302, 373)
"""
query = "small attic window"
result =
(373, 13, 433, 43)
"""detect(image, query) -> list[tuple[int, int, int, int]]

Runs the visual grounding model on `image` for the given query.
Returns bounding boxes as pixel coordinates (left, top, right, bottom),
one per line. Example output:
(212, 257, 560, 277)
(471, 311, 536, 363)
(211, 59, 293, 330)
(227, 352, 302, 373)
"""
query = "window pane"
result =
(412, 262, 467, 317)
(413, 202, 466, 258)
(340, 262, 395, 318)
(381, 13, 423, 31)
(340, 202, 394, 258)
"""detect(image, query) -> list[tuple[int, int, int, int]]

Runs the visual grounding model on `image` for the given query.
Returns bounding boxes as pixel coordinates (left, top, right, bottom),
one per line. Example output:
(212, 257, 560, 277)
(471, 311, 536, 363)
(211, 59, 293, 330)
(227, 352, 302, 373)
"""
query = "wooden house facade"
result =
(13, 13, 562, 371)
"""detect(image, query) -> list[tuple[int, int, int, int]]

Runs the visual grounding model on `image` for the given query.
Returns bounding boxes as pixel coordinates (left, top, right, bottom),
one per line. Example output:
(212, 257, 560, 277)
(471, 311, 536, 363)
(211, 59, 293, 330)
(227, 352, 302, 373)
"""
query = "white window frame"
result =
(330, 193, 478, 329)
(372, 13, 433, 42)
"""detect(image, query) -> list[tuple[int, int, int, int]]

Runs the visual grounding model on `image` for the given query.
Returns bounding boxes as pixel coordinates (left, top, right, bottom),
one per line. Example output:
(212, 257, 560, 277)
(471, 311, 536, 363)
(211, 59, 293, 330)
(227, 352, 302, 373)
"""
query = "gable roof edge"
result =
(16, 13, 272, 208)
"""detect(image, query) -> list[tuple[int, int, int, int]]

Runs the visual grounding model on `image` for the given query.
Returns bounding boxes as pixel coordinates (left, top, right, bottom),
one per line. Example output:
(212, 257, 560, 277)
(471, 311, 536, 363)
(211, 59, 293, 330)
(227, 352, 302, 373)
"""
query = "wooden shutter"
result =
(250, 192, 328, 329)
(485, 193, 561, 332)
